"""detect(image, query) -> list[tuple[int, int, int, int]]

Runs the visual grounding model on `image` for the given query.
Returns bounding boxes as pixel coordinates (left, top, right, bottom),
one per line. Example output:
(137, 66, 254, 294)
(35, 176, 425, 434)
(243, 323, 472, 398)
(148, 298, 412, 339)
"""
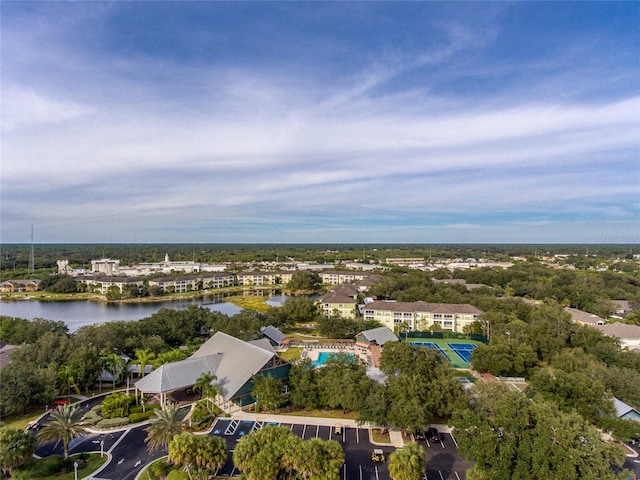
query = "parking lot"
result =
(209, 418, 471, 479)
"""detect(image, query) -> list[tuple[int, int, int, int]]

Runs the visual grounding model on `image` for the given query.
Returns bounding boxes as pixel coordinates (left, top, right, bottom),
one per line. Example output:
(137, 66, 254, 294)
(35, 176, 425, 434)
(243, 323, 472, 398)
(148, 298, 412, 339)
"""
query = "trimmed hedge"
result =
(129, 411, 155, 423)
(96, 417, 130, 428)
(82, 411, 102, 425)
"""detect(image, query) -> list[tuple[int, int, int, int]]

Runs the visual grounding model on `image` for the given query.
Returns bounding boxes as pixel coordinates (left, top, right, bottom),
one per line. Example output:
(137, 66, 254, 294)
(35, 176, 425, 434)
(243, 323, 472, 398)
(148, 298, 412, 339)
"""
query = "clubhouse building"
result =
(135, 331, 291, 413)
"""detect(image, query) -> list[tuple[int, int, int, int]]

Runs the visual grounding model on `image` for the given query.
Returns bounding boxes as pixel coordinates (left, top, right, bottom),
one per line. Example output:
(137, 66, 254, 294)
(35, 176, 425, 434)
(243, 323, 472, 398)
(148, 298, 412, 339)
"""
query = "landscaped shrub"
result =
(146, 458, 174, 479)
(24, 454, 64, 477)
(96, 417, 131, 429)
(167, 469, 189, 480)
(129, 411, 155, 423)
(101, 392, 135, 419)
(83, 411, 102, 425)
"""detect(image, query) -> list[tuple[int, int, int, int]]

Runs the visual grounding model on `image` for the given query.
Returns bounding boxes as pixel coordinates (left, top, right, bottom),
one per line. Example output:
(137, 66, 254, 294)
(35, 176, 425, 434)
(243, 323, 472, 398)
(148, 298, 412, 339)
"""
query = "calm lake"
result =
(0, 291, 287, 332)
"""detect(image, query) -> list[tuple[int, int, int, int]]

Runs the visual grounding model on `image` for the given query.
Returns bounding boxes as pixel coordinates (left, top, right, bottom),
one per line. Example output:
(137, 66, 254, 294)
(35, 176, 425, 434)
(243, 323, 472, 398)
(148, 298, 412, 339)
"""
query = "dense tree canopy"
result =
(233, 425, 344, 480)
(358, 342, 464, 433)
(451, 384, 630, 480)
(0, 427, 37, 477)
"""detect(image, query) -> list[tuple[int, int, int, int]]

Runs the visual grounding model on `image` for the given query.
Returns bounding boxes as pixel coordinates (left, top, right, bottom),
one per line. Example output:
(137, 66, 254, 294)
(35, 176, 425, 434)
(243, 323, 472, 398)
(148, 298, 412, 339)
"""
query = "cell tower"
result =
(28, 225, 35, 276)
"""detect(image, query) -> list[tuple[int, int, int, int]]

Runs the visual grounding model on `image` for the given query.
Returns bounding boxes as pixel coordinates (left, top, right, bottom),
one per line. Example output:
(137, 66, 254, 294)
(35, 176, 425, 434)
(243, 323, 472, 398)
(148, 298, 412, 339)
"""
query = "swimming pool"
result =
(312, 352, 355, 367)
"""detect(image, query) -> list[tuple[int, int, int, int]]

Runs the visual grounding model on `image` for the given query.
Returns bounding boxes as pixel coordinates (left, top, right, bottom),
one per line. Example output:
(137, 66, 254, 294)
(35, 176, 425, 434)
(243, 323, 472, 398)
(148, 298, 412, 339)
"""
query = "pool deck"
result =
(301, 344, 373, 368)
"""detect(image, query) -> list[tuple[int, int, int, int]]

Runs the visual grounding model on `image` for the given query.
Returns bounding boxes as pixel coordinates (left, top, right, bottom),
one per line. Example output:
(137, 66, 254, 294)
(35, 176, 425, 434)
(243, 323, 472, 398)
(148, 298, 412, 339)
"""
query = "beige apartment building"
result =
(363, 300, 483, 333)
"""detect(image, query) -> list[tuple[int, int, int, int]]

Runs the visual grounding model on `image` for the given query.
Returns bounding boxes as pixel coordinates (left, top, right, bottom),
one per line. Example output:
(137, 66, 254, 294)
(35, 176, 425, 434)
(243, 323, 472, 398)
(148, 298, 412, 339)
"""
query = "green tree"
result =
(57, 365, 81, 401)
(251, 374, 285, 413)
(169, 432, 228, 480)
(103, 352, 128, 389)
(388, 442, 425, 480)
(289, 358, 319, 409)
(37, 404, 88, 459)
(294, 438, 344, 480)
(105, 285, 122, 301)
(193, 371, 222, 410)
(470, 338, 537, 377)
(145, 403, 183, 454)
(317, 353, 369, 413)
(0, 427, 37, 477)
(101, 392, 134, 418)
(451, 383, 629, 480)
(134, 348, 156, 377)
(287, 271, 322, 293)
(67, 344, 103, 392)
(233, 425, 299, 480)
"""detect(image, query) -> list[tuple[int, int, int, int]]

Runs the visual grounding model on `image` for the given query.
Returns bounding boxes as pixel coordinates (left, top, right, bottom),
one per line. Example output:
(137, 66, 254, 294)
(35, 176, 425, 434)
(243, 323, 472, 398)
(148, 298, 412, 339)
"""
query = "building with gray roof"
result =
(135, 331, 290, 411)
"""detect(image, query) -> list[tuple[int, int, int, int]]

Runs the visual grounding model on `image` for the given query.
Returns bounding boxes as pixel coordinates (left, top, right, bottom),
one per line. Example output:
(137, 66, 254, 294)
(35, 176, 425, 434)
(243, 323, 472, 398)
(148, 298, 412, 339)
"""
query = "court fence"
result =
(402, 331, 488, 344)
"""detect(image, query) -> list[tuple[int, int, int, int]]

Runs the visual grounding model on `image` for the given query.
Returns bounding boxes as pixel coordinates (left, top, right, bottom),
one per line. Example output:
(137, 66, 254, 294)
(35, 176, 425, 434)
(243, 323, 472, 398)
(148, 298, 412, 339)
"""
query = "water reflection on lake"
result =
(0, 290, 283, 332)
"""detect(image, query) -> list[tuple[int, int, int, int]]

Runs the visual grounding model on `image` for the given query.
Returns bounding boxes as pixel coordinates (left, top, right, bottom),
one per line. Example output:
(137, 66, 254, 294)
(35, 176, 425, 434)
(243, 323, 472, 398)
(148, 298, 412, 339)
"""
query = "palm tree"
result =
(103, 353, 127, 389)
(193, 371, 222, 409)
(388, 441, 425, 480)
(134, 348, 156, 377)
(144, 402, 183, 454)
(57, 365, 80, 401)
(0, 427, 37, 477)
(37, 404, 88, 459)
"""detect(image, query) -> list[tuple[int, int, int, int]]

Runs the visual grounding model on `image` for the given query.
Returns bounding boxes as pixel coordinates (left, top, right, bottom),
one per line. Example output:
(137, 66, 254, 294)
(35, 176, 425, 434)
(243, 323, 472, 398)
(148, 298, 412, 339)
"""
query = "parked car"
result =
(413, 428, 425, 441)
(426, 427, 441, 443)
(371, 448, 386, 462)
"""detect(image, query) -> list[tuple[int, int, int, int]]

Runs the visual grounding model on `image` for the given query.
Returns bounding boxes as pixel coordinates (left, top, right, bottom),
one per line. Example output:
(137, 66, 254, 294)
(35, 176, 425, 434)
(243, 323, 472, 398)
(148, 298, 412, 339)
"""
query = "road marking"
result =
(134, 460, 141, 467)
(108, 428, 130, 454)
(117, 458, 124, 465)
(375, 465, 380, 480)
(343, 463, 347, 480)
(359, 464, 363, 480)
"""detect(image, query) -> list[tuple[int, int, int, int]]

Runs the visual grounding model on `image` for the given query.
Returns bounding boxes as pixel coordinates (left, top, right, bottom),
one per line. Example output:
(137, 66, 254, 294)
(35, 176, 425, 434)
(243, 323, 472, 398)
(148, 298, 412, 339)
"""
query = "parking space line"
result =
(438, 471, 445, 480)
(343, 463, 347, 480)
(455, 471, 461, 480)
(356, 428, 359, 443)
(302, 424, 307, 438)
(315, 425, 319, 438)
(450, 432, 458, 448)
(359, 464, 363, 480)
(375, 464, 380, 480)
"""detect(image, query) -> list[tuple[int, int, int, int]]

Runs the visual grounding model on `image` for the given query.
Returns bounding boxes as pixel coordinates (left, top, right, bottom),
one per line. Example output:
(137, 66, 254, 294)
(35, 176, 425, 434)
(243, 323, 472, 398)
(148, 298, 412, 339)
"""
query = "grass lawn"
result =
(371, 428, 392, 444)
(1, 405, 49, 430)
(278, 347, 302, 362)
(224, 294, 271, 313)
(17, 453, 108, 480)
(285, 408, 359, 421)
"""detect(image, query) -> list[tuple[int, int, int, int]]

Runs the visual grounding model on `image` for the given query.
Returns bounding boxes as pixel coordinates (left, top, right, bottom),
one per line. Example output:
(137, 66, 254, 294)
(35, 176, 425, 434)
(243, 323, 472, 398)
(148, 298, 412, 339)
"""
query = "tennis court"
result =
(409, 342, 450, 361)
(448, 343, 477, 363)
(408, 338, 481, 369)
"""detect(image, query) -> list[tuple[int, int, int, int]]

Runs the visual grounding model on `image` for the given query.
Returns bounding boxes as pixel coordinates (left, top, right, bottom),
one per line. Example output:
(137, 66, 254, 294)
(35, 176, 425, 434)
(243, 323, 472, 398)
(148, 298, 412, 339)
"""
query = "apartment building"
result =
(236, 271, 295, 286)
(363, 300, 483, 333)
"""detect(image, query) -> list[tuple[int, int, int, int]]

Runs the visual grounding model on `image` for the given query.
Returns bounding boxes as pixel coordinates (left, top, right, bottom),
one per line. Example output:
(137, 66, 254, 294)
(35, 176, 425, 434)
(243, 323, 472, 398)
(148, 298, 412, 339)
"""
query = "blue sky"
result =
(2, 2, 638, 244)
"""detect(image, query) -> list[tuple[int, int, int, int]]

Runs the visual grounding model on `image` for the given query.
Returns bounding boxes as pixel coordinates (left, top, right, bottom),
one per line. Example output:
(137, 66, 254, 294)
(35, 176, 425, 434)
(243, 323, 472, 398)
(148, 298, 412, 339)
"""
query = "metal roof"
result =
(136, 331, 277, 400)
(358, 327, 399, 345)
(260, 325, 287, 345)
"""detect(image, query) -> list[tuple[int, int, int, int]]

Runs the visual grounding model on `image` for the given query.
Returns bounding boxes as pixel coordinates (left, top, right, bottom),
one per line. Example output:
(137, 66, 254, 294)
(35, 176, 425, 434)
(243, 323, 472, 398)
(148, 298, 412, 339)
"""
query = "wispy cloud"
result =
(1, 2, 638, 243)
